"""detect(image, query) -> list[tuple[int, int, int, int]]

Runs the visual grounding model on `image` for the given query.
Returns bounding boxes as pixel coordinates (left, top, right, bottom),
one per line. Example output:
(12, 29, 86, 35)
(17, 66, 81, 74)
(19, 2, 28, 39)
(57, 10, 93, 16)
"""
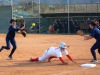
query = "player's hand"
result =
(17, 30, 21, 33)
(63, 62, 68, 65)
(73, 61, 76, 63)
(84, 37, 88, 40)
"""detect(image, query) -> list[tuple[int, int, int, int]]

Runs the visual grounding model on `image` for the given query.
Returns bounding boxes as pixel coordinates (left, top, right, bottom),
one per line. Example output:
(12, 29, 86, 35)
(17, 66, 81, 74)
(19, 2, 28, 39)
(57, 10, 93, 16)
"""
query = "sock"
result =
(59, 57, 65, 64)
(66, 55, 73, 62)
(30, 57, 39, 61)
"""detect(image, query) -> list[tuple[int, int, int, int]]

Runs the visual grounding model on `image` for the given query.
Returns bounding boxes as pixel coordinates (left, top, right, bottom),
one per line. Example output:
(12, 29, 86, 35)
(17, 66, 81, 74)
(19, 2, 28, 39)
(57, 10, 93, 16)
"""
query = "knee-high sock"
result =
(66, 54, 74, 62)
(91, 49, 97, 60)
(30, 57, 39, 61)
(59, 57, 65, 64)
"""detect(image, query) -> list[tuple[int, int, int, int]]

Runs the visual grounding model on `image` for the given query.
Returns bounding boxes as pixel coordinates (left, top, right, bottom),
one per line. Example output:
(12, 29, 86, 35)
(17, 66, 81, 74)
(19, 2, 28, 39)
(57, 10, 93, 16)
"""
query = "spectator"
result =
(57, 19, 63, 33)
(19, 16, 25, 28)
(19, 16, 27, 33)
(86, 17, 91, 33)
(74, 20, 80, 32)
(80, 18, 86, 33)
(81, 18, 86, 23)
(98, 19, 100, 24)
(93, 19, 97, 22)
(63, 18, 68, 33)
(29, 23, 35, 33)
(53, 19, 58, 33)
(69, 18, 74, 33)
(36, 20, 40, 33)
(86, 18, 91, 24)
(49, 25, 54, 33)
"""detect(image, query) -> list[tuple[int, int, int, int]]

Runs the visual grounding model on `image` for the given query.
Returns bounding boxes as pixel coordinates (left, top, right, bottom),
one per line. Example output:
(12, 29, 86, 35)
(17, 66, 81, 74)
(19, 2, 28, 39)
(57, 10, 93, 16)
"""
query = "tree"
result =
(40, 3, 49, 13)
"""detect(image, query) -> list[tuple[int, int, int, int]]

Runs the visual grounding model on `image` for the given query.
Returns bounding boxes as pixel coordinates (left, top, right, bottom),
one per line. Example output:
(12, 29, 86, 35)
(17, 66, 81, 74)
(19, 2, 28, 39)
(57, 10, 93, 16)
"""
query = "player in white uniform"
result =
(30, 42, 75, 64)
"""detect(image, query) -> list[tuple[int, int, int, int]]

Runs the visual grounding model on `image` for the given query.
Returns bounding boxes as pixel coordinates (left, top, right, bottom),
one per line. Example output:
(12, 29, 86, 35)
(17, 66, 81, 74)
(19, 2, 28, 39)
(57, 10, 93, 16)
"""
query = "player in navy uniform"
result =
(84, 21, 100, 62)
(0, 19, 25, 59)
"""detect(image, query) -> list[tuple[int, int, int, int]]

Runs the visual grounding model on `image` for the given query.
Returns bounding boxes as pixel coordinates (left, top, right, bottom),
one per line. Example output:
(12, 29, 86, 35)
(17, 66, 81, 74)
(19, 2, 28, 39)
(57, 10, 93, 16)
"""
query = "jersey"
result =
(6, 25, 20, 39)
(20, 19, 25, 28)
(46, 47, 68, 58)
(90, 27, 100, 40)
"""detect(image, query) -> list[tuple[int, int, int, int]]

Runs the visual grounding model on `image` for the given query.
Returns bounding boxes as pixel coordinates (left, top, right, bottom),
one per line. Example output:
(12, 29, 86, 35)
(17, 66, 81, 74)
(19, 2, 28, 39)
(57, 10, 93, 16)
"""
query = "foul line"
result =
(53, 68, 88, 75)
(53, 65, 100, 75)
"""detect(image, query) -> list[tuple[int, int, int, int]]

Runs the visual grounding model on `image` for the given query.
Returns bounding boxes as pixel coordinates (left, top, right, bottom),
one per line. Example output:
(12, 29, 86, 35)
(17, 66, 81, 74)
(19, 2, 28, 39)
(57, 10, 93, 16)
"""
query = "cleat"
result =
(0, 46, 3, 52)
(30, 57, 33, 61)
(90, 59, 98, 62)
(7, 56, 12, 60)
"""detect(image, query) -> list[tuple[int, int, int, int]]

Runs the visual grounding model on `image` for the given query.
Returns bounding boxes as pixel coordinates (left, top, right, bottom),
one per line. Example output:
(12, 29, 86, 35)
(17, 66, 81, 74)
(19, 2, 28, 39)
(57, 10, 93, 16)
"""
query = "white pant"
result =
(39, 50, 50, 62)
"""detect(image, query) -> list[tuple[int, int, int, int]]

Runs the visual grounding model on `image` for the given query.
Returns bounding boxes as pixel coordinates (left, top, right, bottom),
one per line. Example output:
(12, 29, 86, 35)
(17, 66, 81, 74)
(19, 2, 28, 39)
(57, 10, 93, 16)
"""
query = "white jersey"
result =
(47, 47, 68, 57)
(39, 47, 69, 62)
(39, 47, 68, 61)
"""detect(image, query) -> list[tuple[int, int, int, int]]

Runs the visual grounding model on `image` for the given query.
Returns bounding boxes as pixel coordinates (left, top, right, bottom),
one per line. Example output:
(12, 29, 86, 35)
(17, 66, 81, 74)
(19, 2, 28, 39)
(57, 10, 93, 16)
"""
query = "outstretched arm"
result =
(84, 35, 93, 40)
(9, 25, 25, 32)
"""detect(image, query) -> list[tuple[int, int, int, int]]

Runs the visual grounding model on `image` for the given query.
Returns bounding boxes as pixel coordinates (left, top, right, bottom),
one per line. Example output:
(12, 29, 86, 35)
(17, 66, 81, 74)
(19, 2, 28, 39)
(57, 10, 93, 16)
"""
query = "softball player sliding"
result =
(30, 42, 76, 64)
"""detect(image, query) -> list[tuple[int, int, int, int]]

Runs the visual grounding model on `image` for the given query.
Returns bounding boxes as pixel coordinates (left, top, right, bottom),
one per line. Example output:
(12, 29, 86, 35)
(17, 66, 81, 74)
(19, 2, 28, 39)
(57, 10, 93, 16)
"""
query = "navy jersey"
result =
(20, 19, 24, 25)
(90, 27, 100, 40)
(6, 25, 20, 39)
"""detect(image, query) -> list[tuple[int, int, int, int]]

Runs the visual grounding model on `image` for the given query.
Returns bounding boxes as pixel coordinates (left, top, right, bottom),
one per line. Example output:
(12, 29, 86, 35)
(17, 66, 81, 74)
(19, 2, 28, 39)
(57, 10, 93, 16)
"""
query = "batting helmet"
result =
(59, 42, 67, 48)
(20, 16, 23, 19)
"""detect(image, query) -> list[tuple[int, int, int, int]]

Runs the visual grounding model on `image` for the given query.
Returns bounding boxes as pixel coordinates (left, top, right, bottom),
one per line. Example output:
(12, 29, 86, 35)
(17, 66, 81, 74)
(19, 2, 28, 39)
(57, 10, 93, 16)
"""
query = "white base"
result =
(81, 64, 96, 68)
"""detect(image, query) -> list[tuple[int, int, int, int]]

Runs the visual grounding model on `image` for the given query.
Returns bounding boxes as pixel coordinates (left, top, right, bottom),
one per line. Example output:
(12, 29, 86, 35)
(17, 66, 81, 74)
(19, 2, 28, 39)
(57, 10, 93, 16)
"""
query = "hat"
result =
(20, 16, 23, 19)
(59, 42, 67, 48)
(10, 19, 16, 23)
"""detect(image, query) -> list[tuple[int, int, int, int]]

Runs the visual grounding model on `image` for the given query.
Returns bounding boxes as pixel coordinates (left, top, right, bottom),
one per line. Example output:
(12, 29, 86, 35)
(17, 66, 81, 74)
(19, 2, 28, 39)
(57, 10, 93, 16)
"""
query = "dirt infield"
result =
(0, 34, 100, 75)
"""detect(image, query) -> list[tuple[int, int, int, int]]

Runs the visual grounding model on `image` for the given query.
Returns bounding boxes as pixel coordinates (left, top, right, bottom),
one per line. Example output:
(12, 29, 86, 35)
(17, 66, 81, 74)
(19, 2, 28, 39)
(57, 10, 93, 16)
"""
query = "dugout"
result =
(39, 12, 100, 33)
(24, 13, 100, 33)
(40, 13, 100, 18)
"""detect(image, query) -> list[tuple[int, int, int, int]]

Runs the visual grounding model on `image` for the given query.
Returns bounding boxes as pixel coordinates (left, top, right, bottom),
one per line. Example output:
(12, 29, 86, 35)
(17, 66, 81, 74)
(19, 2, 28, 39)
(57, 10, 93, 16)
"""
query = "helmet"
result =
(20, 16, 23, 19)
(59, 42, 67, 48)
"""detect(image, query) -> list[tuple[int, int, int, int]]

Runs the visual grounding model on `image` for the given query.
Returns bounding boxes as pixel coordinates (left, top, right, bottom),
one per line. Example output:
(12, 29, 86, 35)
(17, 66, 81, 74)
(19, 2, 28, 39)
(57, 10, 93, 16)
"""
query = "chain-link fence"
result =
(0, 0, 100, 18)
(12, 3, 100, 18)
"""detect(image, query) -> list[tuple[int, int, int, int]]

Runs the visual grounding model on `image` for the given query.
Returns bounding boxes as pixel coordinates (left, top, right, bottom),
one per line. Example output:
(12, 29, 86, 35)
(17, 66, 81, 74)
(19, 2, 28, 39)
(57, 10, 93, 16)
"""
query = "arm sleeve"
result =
(66, 54, 74, 62)
(59, 57, 65, 64)
(89, 29, 95, 37)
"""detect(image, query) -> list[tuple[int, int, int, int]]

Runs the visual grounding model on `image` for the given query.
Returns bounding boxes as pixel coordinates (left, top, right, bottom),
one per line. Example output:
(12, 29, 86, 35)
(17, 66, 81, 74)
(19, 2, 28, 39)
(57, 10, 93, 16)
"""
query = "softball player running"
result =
(30, 42, 76, 64)
(0, 19, 25, 59)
